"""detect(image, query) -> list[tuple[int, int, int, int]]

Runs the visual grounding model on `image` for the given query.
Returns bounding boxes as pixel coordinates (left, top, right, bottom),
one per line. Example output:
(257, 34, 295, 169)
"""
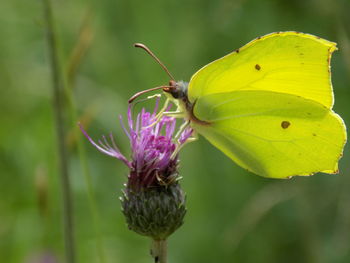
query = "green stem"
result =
(63, 11, 106, 263)
(42, 0, 75, 262)
(151, 239, 167, 263)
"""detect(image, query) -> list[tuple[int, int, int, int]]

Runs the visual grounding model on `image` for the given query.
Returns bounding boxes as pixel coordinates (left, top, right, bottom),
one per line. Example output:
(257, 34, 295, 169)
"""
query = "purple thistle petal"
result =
(102, 135, 113, 149)
(78, 123, 131, 168)
(166, 103, 173, 111)
(135, 113, 141, 134)
(127, 106, 133, 130)
(165, 118, 176, 139)
(110, 133, 122, 154)
(153, 121, 161, 136)
(152, 97, 160, 116)
(98, 139, 109, 150)
(179, 127, 193, 145)
(79, 100, 195, 189)
(119, 115, 131, 140)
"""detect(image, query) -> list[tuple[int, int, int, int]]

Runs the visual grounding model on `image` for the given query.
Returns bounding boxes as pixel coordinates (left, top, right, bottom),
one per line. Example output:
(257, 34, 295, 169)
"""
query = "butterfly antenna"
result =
(134, 43, 175, 81)
(128, 85, 172, 103)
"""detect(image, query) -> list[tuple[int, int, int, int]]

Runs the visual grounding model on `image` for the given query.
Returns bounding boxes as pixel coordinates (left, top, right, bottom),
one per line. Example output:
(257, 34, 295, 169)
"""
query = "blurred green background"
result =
(1, 0, 350, 262)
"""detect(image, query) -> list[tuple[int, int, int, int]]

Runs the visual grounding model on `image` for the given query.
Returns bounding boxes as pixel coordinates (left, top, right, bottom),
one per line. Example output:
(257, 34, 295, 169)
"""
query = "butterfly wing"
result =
(188, 32, 337, 109)
(191, 90, 346, 178)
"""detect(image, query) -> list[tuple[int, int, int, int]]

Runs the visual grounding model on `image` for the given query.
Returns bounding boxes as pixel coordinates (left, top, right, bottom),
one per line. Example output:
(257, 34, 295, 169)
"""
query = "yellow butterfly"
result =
(131, 32, 347, 179)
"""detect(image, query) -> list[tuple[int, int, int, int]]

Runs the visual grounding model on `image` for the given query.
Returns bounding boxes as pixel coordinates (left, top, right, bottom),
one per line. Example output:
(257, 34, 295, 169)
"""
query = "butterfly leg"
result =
(141, 99, 172, 130)
(174, 120, 190, 141)
(171, 130, 198, 159)
(154, 97, 187, 122)
(146, 93, 162, 100)
(163, 110, 186, 118)
(143, 99, 186, 130)
(155, 98, 170, 119)
(145, 109, 186, 129)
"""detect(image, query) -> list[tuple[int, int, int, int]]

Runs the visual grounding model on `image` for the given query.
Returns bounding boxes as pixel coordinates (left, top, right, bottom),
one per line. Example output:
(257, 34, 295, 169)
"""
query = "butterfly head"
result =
(163, 80, 188, 100)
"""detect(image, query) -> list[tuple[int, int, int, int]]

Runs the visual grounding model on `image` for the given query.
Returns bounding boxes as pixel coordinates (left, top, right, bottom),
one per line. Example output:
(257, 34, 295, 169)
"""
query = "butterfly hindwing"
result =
(191, 90, 346, 178)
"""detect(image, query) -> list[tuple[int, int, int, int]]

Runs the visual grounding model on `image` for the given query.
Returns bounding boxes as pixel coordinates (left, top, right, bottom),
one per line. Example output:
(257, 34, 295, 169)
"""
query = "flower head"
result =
(79, 100, 192, 239)
(79, 101, 193, 191)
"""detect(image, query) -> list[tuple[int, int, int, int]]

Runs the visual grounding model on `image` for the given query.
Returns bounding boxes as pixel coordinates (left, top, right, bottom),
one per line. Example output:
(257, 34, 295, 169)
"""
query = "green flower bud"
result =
(121, 183, 186, 240)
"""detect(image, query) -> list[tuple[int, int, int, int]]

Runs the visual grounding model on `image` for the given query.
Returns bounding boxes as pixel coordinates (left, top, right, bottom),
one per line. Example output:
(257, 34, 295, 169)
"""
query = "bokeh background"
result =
(1, 0, 350, 262)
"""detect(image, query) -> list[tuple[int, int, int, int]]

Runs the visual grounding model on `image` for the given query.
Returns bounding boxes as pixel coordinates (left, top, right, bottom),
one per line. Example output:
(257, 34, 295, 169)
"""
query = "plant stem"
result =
(64, 12, 106, 263)
(151, 239, 167, 263)
(42, 0, 75, 262)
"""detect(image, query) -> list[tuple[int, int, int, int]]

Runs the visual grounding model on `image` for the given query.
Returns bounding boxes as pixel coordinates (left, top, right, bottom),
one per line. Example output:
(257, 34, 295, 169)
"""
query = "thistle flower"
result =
(79, 101, 193, 240)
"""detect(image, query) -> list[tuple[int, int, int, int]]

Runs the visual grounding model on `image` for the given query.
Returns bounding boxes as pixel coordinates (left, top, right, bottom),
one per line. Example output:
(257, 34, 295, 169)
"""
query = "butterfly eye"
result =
(169, 87, 182, 99)
(169, 80, 176, 86)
